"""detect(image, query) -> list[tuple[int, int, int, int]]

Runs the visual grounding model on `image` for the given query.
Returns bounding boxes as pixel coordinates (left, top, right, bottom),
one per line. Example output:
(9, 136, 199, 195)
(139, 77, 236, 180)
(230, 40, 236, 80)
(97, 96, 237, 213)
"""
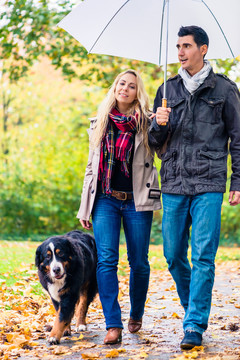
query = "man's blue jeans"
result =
(92, 193, 153, 330)
(162, 192, 223, 335)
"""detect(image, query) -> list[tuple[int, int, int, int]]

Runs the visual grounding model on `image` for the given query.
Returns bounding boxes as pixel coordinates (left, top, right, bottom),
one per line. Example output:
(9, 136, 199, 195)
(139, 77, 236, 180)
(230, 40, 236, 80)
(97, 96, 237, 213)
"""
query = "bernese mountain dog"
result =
(35, 230, 98, 344)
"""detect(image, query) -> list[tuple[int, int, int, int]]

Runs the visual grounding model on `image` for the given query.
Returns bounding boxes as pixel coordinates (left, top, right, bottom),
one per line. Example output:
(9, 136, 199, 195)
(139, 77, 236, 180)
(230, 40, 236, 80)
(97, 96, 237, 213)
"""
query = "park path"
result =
(19, 261, 240, 360)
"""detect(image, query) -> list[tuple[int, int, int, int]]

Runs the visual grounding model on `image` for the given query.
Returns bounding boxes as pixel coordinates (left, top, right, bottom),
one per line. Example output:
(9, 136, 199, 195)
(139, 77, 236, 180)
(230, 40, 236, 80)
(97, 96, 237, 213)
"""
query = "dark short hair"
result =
(178, 25, 209, 48)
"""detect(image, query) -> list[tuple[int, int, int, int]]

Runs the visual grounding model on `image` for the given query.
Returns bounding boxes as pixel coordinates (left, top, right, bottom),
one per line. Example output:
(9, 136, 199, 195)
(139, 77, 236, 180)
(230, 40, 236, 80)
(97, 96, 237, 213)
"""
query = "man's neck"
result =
(186, 62, 205, 77)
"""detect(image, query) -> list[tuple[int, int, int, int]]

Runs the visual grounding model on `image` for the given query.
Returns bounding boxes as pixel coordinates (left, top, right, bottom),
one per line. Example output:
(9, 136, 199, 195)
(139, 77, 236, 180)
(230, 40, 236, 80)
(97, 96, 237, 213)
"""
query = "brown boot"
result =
(104, 327, 122, 345)
(128, 317, 142, 333)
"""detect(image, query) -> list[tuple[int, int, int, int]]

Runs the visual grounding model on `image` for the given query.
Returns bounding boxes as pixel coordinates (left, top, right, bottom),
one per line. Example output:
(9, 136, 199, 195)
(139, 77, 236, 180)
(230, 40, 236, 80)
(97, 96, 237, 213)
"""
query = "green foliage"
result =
(1, 0, 77, 81)
(0, 0, 166, 87)
(221, 197, 240, 245)
(0, 60, 94, 236)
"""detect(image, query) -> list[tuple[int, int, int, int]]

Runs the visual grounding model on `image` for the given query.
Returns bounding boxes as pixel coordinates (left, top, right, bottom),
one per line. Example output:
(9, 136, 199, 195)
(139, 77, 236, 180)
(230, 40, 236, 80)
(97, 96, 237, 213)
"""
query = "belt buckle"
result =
(121, 192, 127, 200)
(113, 190, 128, 201)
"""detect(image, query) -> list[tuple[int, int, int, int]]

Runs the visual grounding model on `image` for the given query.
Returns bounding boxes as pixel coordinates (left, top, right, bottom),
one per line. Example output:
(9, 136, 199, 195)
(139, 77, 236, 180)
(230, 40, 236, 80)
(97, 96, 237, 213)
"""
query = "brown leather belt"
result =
(111, 190, 133, 201)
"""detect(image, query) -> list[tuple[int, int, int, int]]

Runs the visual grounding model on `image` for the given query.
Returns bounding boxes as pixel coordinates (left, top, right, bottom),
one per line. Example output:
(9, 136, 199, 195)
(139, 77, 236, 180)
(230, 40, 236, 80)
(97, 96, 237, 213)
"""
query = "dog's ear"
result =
(35, 245, 43, 267)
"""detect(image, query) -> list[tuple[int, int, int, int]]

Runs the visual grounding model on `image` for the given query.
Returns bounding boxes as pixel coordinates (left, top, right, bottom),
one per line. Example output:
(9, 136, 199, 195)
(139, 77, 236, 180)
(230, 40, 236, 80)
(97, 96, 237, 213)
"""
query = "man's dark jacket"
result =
(148, 69, 240, 195)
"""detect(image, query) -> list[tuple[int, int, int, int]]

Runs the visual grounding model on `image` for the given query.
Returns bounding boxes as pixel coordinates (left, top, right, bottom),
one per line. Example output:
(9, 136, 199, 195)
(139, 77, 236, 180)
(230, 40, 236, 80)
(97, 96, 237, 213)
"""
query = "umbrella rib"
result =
(202, 0, 235, 58)
(88, 0, 130, 54)
(159, 0, 167, 66)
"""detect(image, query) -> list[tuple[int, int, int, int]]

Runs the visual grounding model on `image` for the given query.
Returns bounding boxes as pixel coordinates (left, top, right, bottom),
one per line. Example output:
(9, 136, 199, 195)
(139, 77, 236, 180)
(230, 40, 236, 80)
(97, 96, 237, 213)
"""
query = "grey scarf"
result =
(178, 60, 212, 94)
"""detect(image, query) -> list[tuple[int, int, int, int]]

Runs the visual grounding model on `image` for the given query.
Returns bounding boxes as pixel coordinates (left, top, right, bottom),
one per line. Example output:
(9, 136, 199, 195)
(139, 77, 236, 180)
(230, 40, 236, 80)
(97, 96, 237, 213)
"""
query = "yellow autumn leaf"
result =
(6, 333, 27, 345)
(184, 350, 199, 358)
(3, 355, 11, 360)
(22, 327, 31, 336)
(105, 349, 119, 358)
(29, 342, 39, 347)
(81, 351, 100, 359)
(5, 333, 15, 343)
(6, 334, 28, 347)
(139, 351, 148, 358)
(172, 312, 181, 319)
(71, 333, 84, 341)
(52, 346, 71, 355)
(6, 344, 17, 350)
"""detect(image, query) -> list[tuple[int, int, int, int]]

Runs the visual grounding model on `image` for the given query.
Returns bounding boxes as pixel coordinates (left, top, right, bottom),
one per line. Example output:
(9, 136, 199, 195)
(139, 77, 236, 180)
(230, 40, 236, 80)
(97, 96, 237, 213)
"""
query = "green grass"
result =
(0, 241, 38, 286)
(0, 241, 37, 273)
(1, 241, 240, 285)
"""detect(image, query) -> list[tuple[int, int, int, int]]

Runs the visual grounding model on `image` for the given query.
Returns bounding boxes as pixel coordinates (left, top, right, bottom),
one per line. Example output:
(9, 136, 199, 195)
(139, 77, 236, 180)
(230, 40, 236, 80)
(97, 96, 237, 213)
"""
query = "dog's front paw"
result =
(48, 336, 60, 345)
(77, 324, 87, 332)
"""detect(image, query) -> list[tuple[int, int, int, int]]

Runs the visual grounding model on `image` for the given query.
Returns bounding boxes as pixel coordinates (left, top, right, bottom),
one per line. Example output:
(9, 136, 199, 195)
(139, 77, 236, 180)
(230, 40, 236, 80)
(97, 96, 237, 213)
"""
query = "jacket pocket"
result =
(160, 150, 177, 183)
(198, 97, 224, 124)
(168, 98, 185, 131)
(197, 149, 227, 182)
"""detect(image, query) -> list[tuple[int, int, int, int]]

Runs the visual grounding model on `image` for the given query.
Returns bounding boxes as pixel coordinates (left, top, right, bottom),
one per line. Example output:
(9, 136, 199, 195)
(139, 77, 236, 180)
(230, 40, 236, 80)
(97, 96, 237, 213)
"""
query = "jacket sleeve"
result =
(148, 117, 169, 149)
(224, 83, 240, 191)
(76, 118, 97, 221)
(76, 147, 94, 221)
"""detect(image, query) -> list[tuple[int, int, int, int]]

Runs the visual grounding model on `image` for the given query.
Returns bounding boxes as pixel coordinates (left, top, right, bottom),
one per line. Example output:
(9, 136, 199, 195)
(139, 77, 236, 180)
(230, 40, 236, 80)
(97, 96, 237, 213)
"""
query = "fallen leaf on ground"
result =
(172, 312, 181, 319)
(81, 351, 100, 359)
(105, 349, 119, 358)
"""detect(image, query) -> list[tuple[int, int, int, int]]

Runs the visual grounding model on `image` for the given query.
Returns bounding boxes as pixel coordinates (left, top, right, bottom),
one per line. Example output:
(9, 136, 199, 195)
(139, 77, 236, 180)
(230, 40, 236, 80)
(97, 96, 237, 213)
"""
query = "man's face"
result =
(176, 35, 207, 76)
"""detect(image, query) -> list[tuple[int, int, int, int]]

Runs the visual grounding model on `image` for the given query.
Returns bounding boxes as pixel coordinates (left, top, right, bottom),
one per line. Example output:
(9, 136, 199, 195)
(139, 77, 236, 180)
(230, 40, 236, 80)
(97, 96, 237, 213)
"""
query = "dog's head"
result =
(35, 236, 74, 282)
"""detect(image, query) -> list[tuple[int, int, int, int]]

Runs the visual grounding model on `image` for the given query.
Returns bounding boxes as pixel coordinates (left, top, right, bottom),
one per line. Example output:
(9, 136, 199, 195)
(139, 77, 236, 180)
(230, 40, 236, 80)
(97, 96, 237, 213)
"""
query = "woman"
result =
(77, 69, 161, 344)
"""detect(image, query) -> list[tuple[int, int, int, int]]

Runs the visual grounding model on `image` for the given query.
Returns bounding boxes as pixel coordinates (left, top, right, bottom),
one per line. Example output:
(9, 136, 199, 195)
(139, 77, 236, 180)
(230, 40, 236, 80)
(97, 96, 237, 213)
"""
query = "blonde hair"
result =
(90, 69, 151, 154)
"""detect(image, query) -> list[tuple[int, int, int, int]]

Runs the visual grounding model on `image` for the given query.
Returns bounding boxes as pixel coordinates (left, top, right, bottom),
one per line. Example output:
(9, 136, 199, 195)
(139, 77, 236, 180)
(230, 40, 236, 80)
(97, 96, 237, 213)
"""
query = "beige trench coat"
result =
(77, 119, 161, 221)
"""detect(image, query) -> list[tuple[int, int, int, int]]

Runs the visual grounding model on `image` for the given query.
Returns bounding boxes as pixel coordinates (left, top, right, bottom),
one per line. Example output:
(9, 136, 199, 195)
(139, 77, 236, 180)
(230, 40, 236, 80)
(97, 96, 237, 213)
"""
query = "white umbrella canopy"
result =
(58, 0, 240, 66)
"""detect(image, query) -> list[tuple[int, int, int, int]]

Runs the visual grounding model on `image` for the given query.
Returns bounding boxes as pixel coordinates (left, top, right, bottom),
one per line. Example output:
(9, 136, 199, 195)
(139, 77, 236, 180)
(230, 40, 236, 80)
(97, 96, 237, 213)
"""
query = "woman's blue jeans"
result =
(92, 193, 153, 330)
(162, 192, 223, 335)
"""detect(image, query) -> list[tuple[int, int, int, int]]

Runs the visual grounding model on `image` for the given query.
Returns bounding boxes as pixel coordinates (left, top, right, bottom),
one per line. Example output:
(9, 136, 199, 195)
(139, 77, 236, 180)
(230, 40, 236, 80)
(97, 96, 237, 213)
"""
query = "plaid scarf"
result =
(98, 108, 137, 194)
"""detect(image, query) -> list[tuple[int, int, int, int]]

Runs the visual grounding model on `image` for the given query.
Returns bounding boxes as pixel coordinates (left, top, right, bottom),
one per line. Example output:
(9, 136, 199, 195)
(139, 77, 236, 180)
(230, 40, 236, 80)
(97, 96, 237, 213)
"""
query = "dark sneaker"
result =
(180, 330, 202, 350)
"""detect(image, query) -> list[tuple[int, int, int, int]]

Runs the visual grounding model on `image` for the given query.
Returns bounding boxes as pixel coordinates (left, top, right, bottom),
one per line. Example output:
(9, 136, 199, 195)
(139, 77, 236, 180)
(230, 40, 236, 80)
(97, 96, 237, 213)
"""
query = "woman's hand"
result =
(80, 219, 93, 229)
(229, 191, 240, 206)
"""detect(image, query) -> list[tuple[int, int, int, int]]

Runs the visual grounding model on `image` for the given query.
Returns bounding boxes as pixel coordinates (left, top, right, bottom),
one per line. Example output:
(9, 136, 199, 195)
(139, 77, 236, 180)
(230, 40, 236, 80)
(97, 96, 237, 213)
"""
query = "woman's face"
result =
(115, 73, 137, 111)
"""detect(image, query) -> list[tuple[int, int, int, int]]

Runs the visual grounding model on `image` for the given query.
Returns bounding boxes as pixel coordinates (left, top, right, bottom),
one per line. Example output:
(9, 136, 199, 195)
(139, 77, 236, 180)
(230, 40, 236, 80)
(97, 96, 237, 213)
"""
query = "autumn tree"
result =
(0, 0, 162, 157)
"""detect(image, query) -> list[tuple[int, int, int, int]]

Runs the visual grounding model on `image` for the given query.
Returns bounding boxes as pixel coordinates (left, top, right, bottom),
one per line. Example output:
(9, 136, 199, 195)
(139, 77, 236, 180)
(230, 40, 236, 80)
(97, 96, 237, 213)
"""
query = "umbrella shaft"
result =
(163, 0, 169, 99)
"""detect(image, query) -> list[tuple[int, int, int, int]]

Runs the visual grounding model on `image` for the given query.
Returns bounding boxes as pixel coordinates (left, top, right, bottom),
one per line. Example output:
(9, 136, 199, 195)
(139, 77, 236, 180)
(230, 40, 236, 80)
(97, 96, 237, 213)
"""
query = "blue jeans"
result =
(162, 192, 223, 334)
(92, 193, 153, 329)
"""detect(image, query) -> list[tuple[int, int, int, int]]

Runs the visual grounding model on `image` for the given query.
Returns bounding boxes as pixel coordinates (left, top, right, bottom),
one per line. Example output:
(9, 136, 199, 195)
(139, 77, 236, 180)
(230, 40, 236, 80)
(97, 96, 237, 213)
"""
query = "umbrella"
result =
(58, 0, 240, 104)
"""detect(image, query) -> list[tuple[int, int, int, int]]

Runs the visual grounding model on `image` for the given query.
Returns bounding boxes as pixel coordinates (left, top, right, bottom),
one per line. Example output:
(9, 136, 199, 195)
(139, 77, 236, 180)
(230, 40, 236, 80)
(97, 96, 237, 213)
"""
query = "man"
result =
(148, 26, 240, 350)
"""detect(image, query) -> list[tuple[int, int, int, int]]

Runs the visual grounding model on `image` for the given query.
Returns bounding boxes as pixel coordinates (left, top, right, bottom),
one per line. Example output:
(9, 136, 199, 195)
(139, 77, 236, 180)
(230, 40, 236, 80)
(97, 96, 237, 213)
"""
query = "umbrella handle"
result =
(161, 98, 167, 126)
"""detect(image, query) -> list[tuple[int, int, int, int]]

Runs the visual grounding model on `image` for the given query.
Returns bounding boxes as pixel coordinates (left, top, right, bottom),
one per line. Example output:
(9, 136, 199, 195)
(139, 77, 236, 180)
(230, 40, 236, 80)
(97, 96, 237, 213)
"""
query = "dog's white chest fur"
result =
(47, 242, 66, 302)
(48, 279, 65, 302)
